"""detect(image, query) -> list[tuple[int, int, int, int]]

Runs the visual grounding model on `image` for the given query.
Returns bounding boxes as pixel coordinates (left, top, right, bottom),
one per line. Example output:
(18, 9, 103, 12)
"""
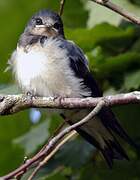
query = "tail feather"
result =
(101, 149, 113, 168)
(62, 107, 138, 168)
(99, 107, 139, 149)
(106, 140, 129, 160)
(77, 127, 129, 168)
(101, 139, 128, 168)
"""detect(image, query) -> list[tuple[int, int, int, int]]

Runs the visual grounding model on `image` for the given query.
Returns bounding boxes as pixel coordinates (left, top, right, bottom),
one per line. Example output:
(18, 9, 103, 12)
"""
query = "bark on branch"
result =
(59, 0, 66, 16)
(91, 0, 140, 25)
(0, 91, 140, 115)
(2, 89, 140, 179)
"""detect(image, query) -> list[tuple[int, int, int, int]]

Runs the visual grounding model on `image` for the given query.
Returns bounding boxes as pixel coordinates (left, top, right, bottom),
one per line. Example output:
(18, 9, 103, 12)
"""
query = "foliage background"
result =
(0, 0, 140, 179)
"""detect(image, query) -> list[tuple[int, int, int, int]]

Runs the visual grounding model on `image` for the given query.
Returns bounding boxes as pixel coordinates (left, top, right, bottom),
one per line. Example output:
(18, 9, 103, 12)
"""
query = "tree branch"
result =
(28, 131, 77, 180)
(59, 0, 66, 16)
(91, 0, 140, 25)
(0, 91, 140, 115)
(1, 91, 140, 179)
(1, 101, 104, 180)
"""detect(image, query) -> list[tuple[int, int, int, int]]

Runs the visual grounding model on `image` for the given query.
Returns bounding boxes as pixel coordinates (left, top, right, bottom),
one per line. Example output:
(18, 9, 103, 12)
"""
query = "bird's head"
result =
(24, 9, 65, 38)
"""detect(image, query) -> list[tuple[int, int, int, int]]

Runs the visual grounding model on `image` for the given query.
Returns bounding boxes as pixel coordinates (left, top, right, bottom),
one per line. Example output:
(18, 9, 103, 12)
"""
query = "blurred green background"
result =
(0, 0, 140, 179)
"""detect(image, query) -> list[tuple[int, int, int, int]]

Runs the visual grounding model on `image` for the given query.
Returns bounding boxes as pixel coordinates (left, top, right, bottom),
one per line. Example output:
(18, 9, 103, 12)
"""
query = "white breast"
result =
(12, 38, 90, 97)
(16, 46, 47, 87)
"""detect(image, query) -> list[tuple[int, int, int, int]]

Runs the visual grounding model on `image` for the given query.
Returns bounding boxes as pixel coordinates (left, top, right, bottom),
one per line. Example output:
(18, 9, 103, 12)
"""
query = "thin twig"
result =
(28, 131, 77, 180)
(1, 100, 104, 180)
(59, 0, 66, 16)
(91, 0, 140, 25)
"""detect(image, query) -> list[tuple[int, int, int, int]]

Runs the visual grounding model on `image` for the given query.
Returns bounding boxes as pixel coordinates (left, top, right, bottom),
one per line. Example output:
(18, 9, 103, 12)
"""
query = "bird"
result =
(8, 9, 138, 168)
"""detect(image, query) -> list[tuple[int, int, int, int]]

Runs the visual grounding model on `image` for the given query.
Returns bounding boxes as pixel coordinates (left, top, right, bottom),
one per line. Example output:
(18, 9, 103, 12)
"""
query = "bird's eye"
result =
(53, 22, 60, 30)
(35, 18, 43, 25)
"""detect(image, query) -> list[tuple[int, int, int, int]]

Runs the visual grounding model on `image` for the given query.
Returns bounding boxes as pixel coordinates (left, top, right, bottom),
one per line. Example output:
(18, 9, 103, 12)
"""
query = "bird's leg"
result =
(26, 91, 37, 100)
(53, 95, 66, 105)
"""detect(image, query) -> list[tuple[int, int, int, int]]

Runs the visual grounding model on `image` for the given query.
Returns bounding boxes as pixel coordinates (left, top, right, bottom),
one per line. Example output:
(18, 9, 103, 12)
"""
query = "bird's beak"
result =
(36, 25, 46, 28)
(36, 23, 53, 28)
(36, 24, 55, 31)
(35, 24, 57, 34)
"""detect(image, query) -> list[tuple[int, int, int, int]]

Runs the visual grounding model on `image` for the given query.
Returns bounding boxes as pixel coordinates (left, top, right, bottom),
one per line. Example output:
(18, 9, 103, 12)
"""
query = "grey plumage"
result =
(19, 9, 64, 48)
(9, 9, 139, 168)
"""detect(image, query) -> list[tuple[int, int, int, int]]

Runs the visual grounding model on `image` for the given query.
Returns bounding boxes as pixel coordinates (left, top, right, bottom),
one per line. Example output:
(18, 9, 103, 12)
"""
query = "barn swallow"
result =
(8, 9, 138, 167)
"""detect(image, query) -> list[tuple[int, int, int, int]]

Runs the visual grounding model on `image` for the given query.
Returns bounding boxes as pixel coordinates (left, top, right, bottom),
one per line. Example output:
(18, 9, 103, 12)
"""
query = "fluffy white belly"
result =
(15, 47, 68, 96)
(16, 46, 47, 88)
(13, 39, 90, 98)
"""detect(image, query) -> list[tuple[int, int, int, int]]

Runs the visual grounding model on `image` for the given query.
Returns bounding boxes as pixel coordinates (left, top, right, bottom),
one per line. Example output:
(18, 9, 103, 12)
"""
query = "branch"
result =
(59, 0, 66, 16)
(28, 131, 77, 180)
(1, 101, 104, 180)
(91, 0, 140, 25)
(0, 91, 140, 115)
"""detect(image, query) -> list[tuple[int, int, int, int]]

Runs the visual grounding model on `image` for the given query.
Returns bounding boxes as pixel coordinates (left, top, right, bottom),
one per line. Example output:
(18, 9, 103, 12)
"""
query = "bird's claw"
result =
(26, 91, 36, 100)
(54, 96, 65, 104)
(0, 96, 4, 102)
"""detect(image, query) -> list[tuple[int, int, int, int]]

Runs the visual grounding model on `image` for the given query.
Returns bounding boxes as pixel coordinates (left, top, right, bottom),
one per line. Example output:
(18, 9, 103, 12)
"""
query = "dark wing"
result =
(65, 40, 138, 145)
(60, 40, 102, 97)
(60, 39, 139, 167)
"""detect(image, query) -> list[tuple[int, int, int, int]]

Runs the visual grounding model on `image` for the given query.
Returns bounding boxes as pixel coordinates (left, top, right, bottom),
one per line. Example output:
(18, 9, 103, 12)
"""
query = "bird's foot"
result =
(54, 95, 65, 100)
(26, 91, 36, 100)
(53, 95, 66, 104)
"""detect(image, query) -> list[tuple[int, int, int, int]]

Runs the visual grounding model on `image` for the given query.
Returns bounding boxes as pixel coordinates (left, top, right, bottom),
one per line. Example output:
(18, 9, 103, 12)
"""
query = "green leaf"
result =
(89, 51, 140, 77)
(131, 38, 140, 52)
(66, 23, 135, 52)
(0, 142, 24, 176)
(124, 70, 140, 90)
(13, 120, 50, 155)
(129, 0, 140, 6)
(41, 170, 67, 180)
(113, 104, 140, 138)
(49, 114, 63, 135)
(54, 138, 94, 168)
(0, 110, 31, 175)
